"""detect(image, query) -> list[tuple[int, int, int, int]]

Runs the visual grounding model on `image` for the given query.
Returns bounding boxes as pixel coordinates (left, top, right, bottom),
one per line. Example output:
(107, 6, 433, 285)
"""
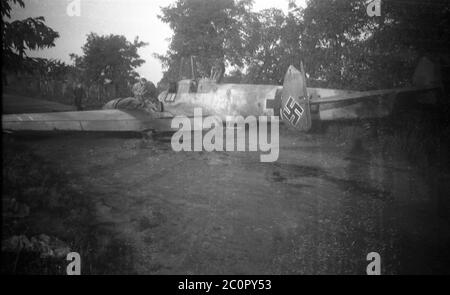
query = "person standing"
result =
(73, 83, 84, 111)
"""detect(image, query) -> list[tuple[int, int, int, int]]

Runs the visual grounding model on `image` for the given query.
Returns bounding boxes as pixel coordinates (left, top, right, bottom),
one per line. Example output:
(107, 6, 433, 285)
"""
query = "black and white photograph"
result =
(1, 0, 450, 277)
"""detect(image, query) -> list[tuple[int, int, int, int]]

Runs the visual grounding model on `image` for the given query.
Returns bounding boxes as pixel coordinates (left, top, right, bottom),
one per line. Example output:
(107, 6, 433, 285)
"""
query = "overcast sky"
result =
(10, 0, 306, 83)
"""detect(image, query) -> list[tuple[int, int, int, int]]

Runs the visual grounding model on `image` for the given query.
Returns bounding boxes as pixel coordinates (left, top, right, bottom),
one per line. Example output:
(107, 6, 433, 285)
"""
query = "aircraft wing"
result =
(310, 86, 438, 104)
(2, 109, 176, 132)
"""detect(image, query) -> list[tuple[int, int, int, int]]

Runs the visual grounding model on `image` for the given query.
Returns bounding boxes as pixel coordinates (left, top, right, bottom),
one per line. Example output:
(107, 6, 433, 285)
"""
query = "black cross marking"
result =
(266, 98, 277, 110)
(282, 96, 304, 126)
(265, 89, 282, 116)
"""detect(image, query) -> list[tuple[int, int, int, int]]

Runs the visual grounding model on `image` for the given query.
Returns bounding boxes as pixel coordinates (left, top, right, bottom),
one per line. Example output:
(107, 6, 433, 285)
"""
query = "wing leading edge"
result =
(2, 109, 175, 132)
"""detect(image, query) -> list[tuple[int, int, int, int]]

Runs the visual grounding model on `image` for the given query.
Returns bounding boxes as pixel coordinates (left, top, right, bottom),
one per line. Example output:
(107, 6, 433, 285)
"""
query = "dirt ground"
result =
(2, 114, 450, 274)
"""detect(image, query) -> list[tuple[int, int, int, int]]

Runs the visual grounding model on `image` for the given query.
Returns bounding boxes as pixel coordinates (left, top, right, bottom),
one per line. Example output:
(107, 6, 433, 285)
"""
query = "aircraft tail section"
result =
(280, 64, 312, 131)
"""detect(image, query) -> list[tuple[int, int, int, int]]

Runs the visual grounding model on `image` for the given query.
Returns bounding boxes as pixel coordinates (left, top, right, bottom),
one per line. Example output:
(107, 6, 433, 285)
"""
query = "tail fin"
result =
(281, 63, 312, 131)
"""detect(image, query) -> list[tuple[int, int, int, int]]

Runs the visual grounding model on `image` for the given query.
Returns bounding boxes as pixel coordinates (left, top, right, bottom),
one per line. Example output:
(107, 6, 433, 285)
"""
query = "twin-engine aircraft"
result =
(2, 58, 440, 133)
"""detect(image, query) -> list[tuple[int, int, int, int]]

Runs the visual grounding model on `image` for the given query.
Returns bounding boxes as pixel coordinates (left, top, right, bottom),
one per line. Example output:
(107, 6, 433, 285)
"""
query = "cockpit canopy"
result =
(161, 56, 223, 103)
(168, 78, 218, 95)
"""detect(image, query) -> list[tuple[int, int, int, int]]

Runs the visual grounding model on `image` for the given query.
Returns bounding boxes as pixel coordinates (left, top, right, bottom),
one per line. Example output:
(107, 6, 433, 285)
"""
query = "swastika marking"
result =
(282, 96, 304, 126)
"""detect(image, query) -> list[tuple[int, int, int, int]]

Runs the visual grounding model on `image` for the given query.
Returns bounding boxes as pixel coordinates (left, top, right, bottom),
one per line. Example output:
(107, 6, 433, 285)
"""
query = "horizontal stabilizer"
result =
(310, 86, 438, 104)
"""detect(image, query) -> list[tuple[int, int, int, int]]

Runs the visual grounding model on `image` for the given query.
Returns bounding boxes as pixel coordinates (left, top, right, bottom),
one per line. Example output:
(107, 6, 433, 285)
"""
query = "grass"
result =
(1, 137, 135, 274)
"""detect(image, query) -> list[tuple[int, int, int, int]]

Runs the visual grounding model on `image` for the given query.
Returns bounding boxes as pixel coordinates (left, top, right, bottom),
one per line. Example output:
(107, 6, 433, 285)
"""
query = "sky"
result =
(10, 0, 306, 83)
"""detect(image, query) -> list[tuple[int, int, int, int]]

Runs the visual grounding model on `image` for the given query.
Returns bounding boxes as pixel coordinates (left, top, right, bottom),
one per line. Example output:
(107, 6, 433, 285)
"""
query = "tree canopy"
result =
(156, 0, 254, 86)
(157, 0, 450, 90)
(301, 0, 450, 89)
(70, 33, 148, 96)
(1, 0, 60, 73)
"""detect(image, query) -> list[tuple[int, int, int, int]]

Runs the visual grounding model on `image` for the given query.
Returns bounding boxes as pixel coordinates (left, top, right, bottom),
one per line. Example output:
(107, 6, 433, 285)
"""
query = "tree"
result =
(243, 5, 305, 85)
(1, 0, 59, 75)
(156, 0, 254, 86)
(245, 0, 450, 89)
(34, 58, 70, 80)
(156, 0, 449, 91)
(71, 33, 147, 97)
(301, 0, 450, 89)
(242, 8, 286, 84)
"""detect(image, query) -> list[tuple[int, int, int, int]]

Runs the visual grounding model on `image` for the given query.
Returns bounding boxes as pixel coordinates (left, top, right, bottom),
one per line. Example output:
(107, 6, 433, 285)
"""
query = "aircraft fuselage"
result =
(159, 79, 281, 120)
(158, 78, 396, 124)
